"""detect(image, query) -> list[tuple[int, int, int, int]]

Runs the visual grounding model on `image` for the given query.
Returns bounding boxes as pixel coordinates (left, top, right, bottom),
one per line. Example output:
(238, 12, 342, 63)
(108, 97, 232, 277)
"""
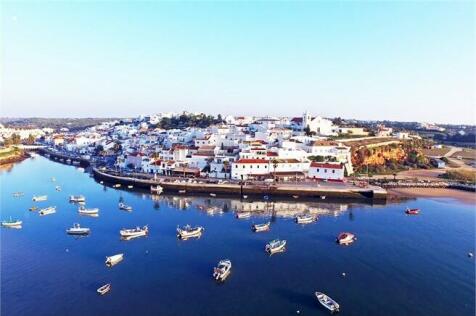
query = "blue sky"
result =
(1, 1, 474, 124)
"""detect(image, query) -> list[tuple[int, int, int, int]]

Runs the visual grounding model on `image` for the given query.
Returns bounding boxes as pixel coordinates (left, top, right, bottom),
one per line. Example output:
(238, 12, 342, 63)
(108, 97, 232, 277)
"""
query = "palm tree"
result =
(272, 159, 278, 183)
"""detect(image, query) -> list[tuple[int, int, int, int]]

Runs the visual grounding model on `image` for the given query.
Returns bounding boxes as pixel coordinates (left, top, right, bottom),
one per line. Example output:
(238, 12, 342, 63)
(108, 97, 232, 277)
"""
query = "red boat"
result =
(405, 208, 420, 215)
(337, 232, 356, 245)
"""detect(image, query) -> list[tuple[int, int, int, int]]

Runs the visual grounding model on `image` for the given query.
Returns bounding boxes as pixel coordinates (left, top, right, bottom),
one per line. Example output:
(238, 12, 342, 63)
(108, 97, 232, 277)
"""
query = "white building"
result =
(308, 162, 345, 181)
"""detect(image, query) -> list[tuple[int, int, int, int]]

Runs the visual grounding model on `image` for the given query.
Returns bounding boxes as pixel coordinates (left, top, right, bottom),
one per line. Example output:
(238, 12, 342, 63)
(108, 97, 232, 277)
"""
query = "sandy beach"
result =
(389, 188, 476, 205)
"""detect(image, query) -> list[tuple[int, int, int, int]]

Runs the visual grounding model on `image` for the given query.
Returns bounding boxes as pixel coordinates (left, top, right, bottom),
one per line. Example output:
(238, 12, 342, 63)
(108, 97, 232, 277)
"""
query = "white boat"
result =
(105, 253, 124, 267)
(209, 193, 216, 197)
(97, 283, 111, 295)
(1, 217, 22, 228)
(321, 196, 326, 200)
(55, 186, 61, 191)
(265, 239, 286, 254)
(151, 185, 163, 194)
(213, 259, 232, 282)
(66, 223, 90, 235)
(236, 212, 251, 219)
(12, 192, 24, 197)
(315, 292, 340, 313)
(242, 195, 248, 199)
(295, 214, 317, 224)
(252, 222, 271, 232)
(69, 195, 86, 203)
(30, 152, 38, 158)
(177, 225, 204, 239)
(118, 202, 133, 211)
(113, 184, 121, 188)
(120, 225, 148, 239)
(77, 167, 85, 172)
(78, 206, 99, 215)
(127, 185, 134, 189)
(178, 189, 186, 194)
(337, 232, 356, 245)
(32, 195, 47, 202)
(39, 206, 56, 216)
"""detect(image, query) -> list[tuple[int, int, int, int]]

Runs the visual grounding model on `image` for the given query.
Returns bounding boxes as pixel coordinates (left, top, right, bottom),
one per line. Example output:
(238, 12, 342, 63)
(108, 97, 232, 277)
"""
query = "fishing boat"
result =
(337, 232, 356, 245)
(252, 222, 271, 232)
(315, 292, 340, 313)
(29, 206, 38, 211)
(66, 223, 90, 235)
(105, 253, 124, 267)
(151, 185, 163, 194)
(178, 189, 186, 194)
(118, 202, 133, 211)
(209, 193, 217, 197)
(12, 192, 24, 197)
(69, 195, 86, 203)
(120, 225, 148, 239)
(405, 207, 420, 215)
(265, 239, 286, 254)
(39, 206, 56, 216)
(177, 225, 204, 239)
(292, 195, 299, 199)
(127, 185, 134, 189)
(295, 214, 317, 224)
(242, 195, 248, 199)
(1, 217, 22, 228)
(55, 186, 61, 191)
(321, 196, 326, 200)
(236, 212, 251, 219)
(113, 184, 121, 188)
(97, 283, 111, 295)
(78, 206, 99, 215)
(32, 195, 47, 202)
(213, 259, 232, 282)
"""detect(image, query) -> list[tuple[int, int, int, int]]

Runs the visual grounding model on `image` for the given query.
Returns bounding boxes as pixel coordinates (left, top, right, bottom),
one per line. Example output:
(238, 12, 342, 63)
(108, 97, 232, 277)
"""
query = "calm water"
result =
(1, 157, 475, 316)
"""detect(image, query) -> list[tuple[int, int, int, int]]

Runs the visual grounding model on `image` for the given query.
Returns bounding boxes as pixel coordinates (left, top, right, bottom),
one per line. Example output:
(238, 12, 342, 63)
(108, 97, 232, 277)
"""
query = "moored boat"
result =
(236, 212, 251, 219)
(39, 206, 56, 216)
(213, 259, 232, 282)
(78, 206, 99, 215)
(105, 253, 124, 267)
(127, 185, 133, 189)
(29, 206, 38, 211)
(66, 223, 90, 235)
(177, 225, 204, 239)
(252, 222, 271, 232)
(113, 184, 121, 188)
(55, 186, 61, 191)
(120, 225, 148, 239)
(32, 195, 47, 202)
(118, 202, 133, 211)
(337, 232, 356, 245)
(295, 214, 317, 224)
(69, 195, 86, 203)
(209, 193, 216, 197)
(315, 291, 340, 313)
(265, 239, 286, 254)
(151, 185, 163, 194)
(292, 195, 299, 199)
(1, 217, 22, 228)
(97, 283, 111, 295)
(178, 189, 186, 194)
(405, 207, 420, 215)
(12, 192, 24, 197)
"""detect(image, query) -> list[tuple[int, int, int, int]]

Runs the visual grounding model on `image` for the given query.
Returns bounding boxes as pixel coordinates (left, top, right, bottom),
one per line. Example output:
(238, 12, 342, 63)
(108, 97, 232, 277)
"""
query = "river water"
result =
(1, 157, 474, 315)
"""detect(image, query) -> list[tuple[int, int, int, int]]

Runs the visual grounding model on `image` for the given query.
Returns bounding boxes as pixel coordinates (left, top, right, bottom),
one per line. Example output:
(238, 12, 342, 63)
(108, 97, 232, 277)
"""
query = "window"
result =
(242, 165, 245, 169)
(257, 165, 260, 168)
(265, 165, 267, 168)
(332, 170, 335, 173)
(324, 169, 327, 173)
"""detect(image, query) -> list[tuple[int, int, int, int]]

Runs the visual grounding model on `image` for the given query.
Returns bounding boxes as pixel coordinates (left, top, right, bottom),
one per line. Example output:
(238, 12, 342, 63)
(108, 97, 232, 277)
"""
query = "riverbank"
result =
(0, 147, 29, 166)
(388, 187, 476, 205)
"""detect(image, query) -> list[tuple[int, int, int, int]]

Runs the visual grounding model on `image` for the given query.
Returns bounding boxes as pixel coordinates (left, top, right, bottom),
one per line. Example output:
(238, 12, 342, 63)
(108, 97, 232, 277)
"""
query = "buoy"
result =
(342, 272, 346, 277)
(469, 252, 474, 258)
(145, 250, 149, 254)
(296, 310, 300, 314)
(65, 248, 69, 252)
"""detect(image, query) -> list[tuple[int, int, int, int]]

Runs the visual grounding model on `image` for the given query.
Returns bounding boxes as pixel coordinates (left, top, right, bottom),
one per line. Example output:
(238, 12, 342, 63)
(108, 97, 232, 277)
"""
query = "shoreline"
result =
(388, 187, 476, 205)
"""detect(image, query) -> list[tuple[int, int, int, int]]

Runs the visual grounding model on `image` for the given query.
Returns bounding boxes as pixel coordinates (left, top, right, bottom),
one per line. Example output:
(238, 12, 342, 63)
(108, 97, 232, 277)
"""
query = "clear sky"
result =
(1, 1, 474, 124)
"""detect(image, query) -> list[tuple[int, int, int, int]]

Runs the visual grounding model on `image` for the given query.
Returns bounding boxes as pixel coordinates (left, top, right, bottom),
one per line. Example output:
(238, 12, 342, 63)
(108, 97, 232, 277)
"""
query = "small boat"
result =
(337, 232, 356, 245)
(151, 185, 163, 194)
(315, 291, 340, 313)
(213, 259, 232, 282)
(321, 196, 326, 200)
(105, 253, 124, 267)
(1, 217, 22, 228)
(265, 239, 286, 254)
(97, 283, 111, 295)
(118, 202, 133, 211)
(113, 184, 121, 188)
(51, 177, 56, 182)
(39, 206, 56, 216)
(78, 206, 99, 215)
(29, 206, 38, 211)
(210, 193, 217, 197)
(252, 222, 271, 232)
(32, 195, 47, 202)
(292, 195, 299, 199)
(120, 225, 148, 239)
(55, 186, 61, 191)
(100, 181, 104, 184)
(242, 195, 248, 199)
(405, 207, 420, 215)
(12, 192, 24, 197)
(178, 190, 186, 194)
(295, 214, 317, 224)
(77, 167, 85, 172)
(177, 225, 204, 239)
(66, 223, 90, 235)
(263, 195, 269, 200)
(236, 212, 251, 219)
(127, 185, 134, 189)
(69, 195, 86, 203)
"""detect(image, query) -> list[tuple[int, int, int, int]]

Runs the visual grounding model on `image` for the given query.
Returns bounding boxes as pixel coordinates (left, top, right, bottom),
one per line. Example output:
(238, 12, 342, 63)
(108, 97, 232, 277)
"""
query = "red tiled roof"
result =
(291, 117, 303, 123)
(235, 159, 269, 164)
(310, 162, 343, 169)
(267, 152, 278, 157)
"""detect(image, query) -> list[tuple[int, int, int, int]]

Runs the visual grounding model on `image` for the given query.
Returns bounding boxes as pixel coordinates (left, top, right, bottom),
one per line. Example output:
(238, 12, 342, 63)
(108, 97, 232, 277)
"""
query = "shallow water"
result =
(1, 157, 475, 315)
